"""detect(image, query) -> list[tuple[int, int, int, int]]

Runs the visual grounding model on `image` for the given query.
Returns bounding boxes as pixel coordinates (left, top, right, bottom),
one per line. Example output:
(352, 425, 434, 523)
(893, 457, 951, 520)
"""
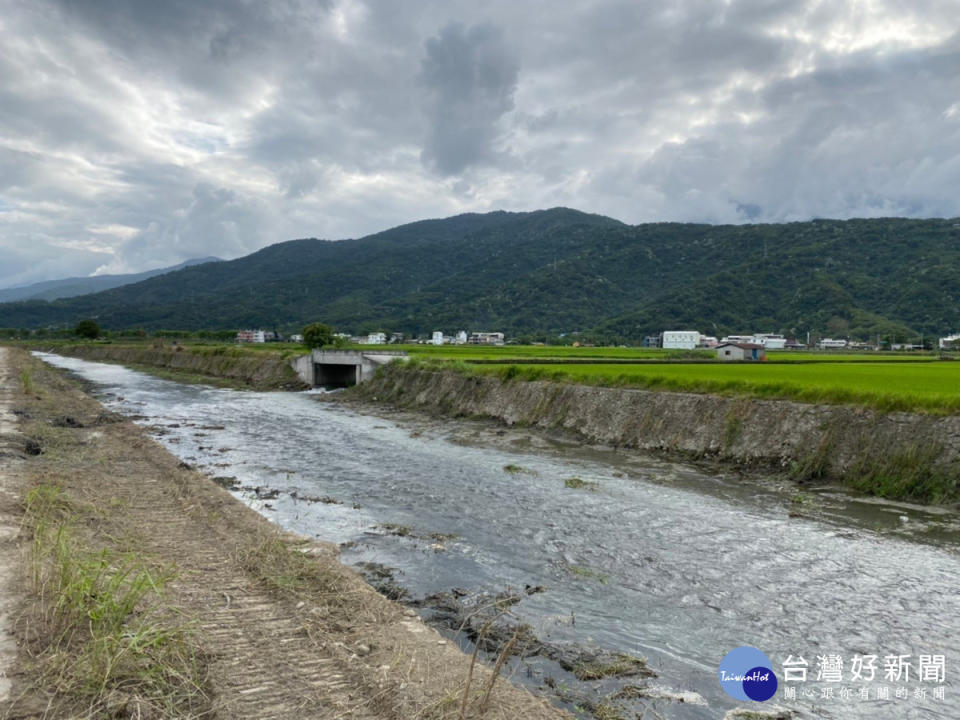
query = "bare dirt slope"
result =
(0, 348, 568, 720)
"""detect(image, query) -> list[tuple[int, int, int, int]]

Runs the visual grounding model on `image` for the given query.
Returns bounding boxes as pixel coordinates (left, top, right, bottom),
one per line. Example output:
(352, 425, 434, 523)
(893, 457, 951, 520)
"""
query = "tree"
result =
(302, 322, 334, 348)
(74, 319, 100, 339)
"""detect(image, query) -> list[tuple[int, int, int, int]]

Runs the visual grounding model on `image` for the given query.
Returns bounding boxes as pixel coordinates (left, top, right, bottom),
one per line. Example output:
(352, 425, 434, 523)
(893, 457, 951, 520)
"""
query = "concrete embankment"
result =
(35, 343, 308, 390)
(353, 365, 960, 503)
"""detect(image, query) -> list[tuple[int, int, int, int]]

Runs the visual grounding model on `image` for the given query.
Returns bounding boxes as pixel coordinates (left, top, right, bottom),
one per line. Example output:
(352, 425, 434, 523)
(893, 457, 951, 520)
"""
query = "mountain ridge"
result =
(1, 208, 958, 342)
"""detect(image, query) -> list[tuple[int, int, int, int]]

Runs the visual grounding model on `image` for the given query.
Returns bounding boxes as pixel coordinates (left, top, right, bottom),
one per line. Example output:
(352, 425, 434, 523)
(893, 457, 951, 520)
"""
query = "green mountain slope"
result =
(1, 209, 958, 341)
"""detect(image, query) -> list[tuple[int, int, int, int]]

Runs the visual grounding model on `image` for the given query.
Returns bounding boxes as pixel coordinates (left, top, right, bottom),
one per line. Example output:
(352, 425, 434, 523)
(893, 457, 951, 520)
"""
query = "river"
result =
(35, 352, 960, 719)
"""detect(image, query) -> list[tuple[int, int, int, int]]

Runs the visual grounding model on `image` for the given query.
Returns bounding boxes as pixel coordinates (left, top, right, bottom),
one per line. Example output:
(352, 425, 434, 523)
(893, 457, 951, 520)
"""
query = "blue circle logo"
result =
(718, 647, 778, 702)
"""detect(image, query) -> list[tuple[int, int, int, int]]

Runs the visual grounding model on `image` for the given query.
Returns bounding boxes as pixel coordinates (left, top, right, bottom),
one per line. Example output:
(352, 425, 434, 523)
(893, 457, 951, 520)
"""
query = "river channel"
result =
(35, 352, 960, 719)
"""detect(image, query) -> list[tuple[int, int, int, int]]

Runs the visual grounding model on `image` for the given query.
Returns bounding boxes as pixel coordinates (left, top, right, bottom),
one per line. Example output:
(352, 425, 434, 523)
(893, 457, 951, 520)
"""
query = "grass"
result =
(564, 477, 598, 490)
(21, 483, 208, 717)
(460, 360, 960, 414)
(571, 652, 652, 681)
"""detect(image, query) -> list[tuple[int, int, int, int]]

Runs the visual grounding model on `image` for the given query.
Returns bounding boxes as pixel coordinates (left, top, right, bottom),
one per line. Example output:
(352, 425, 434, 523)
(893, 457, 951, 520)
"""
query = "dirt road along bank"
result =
(0, 348, 25, 705)
(0, 347, 569, 720)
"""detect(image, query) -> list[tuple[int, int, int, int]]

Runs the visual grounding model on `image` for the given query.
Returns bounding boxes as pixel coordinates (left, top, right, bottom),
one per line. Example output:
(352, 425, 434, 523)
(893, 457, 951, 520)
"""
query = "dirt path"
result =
(0, 348, 569, 720)
(0, 347, 24, 705)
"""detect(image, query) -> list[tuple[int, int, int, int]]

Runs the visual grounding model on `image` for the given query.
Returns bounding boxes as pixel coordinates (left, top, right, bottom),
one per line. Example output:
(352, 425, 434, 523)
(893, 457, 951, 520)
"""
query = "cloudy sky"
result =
(1, 0, 959, 288)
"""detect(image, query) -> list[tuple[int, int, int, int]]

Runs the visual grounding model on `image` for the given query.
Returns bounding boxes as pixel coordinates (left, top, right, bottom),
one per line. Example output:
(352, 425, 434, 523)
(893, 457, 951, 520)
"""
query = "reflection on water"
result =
(35, 352, 960, 719)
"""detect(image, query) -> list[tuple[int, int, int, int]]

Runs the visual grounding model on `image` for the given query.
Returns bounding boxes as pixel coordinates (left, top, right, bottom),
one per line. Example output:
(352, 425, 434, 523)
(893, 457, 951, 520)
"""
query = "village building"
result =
(468, 332, 505, 345)
(716, 342, 766, 362)
(661, 330, 701, 350)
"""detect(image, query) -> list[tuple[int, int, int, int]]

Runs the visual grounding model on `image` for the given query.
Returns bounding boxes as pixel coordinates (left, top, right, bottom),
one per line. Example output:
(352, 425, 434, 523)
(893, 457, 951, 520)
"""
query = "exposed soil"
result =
(0, 347, 569, 720)
(0, 348, 25, 705)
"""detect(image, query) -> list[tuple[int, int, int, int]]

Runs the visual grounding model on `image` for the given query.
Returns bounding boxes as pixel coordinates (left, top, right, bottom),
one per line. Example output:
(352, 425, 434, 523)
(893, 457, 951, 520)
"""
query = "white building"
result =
(236, 329, 266, 343)
(939, 333, 960, 349)
(431, 331, 444, 345)
(819, 338, 848, 349)
(662, 330, 701, 350)
(698, 336, 719, 348)
(753, 334, 787, 350)
(455, 330, 468, 344)
(290, 334, 304, 343)
(364, 332, 387, 345)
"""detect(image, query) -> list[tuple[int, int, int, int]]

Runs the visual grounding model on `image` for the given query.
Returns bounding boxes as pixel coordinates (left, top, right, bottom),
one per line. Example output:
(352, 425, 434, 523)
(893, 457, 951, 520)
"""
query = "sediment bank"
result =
(351, 364, 960, 503)
(32, 343, 308, 390)
(0, 347, 567, 719)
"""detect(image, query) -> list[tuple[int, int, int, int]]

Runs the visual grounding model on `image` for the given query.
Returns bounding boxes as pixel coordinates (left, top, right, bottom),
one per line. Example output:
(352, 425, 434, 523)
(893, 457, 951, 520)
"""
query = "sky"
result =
(1, 0, 959, 288)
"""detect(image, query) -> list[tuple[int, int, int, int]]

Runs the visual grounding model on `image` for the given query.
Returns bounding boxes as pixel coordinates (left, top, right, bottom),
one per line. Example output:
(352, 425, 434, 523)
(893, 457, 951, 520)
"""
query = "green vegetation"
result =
(3, 210, 960, 345)
(571, 652, 650, 681)
(74, 318, 100, 339)
(22, 483, 206, 716)
(564, 477, 599, 490)
(462, 360, 960, 414)
(302, 321, 335, 348)
(567, 565, 609, 584)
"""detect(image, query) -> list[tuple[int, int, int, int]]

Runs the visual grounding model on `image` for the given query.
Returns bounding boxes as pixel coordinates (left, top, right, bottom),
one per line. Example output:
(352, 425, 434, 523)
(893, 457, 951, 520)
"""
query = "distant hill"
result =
(0, 209, 958, 342)
(0, 257, 222, 303)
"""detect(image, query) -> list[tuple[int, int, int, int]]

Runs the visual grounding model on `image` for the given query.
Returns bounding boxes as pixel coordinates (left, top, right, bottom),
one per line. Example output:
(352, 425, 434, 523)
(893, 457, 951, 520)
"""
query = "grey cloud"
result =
(420, 23, 519, 175)
(3, 0, 960, 289)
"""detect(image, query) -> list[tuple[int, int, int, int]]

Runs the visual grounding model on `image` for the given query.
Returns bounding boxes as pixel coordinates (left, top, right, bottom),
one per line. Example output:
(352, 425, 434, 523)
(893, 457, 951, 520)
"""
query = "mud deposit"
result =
(34, 352, 960, 720)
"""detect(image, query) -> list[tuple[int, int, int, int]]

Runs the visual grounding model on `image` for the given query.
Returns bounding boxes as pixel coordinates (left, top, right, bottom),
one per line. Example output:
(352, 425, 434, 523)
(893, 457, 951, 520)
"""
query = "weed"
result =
(564, 477, 598, 490)
(571, 652, 652, 681)
(22, 481, 208, 717)
(567, 565, 609, 584)
(20, 369, 33, 394)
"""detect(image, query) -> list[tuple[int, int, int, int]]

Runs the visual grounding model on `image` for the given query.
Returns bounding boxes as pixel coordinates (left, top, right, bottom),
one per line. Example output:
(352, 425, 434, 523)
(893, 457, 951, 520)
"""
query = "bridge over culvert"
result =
(290, 350, 406, 388)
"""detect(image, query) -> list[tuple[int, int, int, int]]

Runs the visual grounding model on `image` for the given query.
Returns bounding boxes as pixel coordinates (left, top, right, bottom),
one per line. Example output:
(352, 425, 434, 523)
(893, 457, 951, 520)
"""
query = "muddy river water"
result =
(36, 352, 960, 719)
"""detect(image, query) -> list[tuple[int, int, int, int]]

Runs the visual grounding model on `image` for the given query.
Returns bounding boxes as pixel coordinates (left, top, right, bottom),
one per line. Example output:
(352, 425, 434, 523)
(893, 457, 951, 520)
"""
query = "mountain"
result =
(0, 257, 222, 303)
(1, 209, 958, 342)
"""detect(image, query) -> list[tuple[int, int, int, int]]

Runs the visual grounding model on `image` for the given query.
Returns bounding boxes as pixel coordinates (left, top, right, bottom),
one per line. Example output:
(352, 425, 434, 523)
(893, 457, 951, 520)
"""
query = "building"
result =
(236, 329, 266, 343)
(698, 336, 719, 348)
(662, 330, 701, 350)
(939, 333, 960, 350)
(455, 330, 468, 344)
(716, 342, 766, 361)
(468, 332, 505, 345)
(290, 334, 304, 343)
(721, 335, 756, 345)
(642, 335, 661, 348)
(753, 334, 786, 349)
(363, 332, 387, 345)
(431, 331, 444, 346)
(818, 338, 848, 350)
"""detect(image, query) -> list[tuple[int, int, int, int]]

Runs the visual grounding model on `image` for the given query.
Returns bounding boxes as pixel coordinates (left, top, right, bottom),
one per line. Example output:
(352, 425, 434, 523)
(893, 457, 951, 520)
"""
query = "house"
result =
(431, 331, 444, 346)
(363, 332, 387, 345)
(236, 329, 266, 343)
(753, 334, 786, 349)
(716, 342, 766, 362)
(939, 333, 960, 350)
(662, 330, 701, 350)
(698, 336, 719, 348)
(290, 334, 304, 343)
(468, 332, 505, 345)
(818, 338, 848, 350)
(455, 330, 468, 344)
(642, 335, 661, 348)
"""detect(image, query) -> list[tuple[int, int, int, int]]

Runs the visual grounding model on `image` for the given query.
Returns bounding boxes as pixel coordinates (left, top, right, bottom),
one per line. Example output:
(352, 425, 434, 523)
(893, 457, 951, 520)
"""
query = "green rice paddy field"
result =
(457, 359, 960, 414)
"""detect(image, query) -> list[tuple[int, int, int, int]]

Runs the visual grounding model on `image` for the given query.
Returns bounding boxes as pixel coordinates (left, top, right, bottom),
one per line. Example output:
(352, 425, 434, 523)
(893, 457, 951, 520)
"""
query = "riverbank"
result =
(349, 364, 960, 504)
(0, 347, 568, 719)
(27, 342, 308, 391)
